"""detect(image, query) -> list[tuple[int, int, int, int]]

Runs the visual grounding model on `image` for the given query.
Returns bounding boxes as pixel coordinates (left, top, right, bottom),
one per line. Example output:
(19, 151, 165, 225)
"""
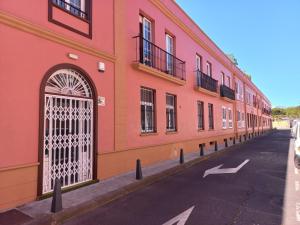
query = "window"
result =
(227, 76, 231, 88)
(53, 0, 87, 18)
(222, 107, 227, 129)
(196, 54, 202, 71)
(141, 87, 155, 133)
(221, 72, 225, 85)
(197, 101, 204, 130)
(208, 103, 214, 130)
(166, 34, 174, 75)
(140, 15, 152, 66)
(237, 111, 241, 128)
(166, 94, 176, 131)
(242, 112, 245, 127)
(206, 61, 212, 77)
(228, 108, 233, 128)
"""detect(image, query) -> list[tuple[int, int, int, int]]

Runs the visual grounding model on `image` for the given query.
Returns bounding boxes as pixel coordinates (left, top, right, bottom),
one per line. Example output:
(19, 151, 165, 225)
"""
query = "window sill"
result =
(166, 130, 178, 135)
(132, 62, 186, 86)
(198, 128, 205, 132)
(140, 132, 158, 137)
(208, 129, 214, 131)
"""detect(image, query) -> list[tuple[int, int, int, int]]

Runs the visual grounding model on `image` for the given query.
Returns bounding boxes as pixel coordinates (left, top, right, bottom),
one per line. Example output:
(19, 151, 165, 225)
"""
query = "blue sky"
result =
(176, 0, 300, 108)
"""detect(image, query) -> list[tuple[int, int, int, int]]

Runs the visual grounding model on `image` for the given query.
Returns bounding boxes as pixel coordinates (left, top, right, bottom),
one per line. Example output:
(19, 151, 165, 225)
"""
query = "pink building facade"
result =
(0, 0, 272, 210)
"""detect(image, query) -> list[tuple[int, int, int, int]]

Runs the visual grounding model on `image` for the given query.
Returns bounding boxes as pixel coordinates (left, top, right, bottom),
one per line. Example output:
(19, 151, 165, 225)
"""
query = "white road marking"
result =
(203, 159, 250, 178)
(295, 168, 299, 175)
(162, 206, 195, 225)
(296, 181, 300, 191)
(296, 203, 300, 222)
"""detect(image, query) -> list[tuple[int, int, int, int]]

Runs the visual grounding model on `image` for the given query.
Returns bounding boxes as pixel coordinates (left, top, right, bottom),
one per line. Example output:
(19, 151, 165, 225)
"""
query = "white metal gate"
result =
(42, 69, 94, 194)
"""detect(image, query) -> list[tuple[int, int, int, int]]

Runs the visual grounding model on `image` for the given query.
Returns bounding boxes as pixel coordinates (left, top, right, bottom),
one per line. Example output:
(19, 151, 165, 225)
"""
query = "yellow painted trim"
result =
(99, 132, 237, 154)
(194, 86, 219, 97)
(0, 10, 116, 62)
(0, 162, 39, 172)
(221, 96, 235, 103)
(133, 62, 186, 86)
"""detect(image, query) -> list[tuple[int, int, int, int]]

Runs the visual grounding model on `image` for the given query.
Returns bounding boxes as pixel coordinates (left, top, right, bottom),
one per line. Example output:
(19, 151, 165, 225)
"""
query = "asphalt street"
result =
(64, 130, 296, 225)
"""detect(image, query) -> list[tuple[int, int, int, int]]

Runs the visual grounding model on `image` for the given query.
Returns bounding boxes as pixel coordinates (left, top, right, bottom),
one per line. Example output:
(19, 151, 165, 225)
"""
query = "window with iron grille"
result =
(52, 0, 88, 19)
(208, 103, 214, 130)
(228, 108, 233, 128)
(237, 111, 241, 128)
(222, 107, 227, 129)
(166, 94, 176, 131)
(197, 101, 204, 130)
(141, 87, 156, 133)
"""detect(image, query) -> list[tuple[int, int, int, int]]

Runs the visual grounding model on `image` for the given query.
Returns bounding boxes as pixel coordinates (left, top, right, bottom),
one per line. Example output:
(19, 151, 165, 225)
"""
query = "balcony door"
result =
(166, 34, 174, 75)
(140, 16, 152, 66)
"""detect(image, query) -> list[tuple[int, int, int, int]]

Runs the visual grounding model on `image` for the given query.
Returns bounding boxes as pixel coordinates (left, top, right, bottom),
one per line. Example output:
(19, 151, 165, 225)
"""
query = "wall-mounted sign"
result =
(98, 96, 105, 106)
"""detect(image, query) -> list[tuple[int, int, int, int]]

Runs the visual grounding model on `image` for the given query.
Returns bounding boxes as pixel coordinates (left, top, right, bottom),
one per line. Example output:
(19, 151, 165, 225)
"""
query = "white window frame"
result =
(228, 108, 233, 128)
(166, 94, 176, 132)
(166, 34, 174, 74)
(196, 54, 202, 71)
(141, 88, 155, 133)
(222, 106, 227, 129)
(221, 72, 225, 85)
(64, 0, 86, 17)
(206, 61, 212, 77)
(237, 111, 241, 128)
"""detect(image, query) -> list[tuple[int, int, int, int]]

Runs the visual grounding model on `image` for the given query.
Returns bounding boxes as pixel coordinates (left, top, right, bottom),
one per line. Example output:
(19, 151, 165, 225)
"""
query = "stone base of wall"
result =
(0, 163, 38, 211)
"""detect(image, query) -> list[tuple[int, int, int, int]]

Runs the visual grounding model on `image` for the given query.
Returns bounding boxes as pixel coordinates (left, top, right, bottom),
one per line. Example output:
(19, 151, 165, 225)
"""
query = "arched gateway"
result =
(41, 67, 95, 194)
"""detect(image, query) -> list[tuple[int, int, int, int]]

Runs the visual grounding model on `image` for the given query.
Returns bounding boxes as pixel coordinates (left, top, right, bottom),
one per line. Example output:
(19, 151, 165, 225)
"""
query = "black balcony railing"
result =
(52, 0, 88, 20)
(196, 70, 218, 93)
(220, 84, 235, 100)
(262, 108, 271, 115)
(134, 35, 186, 80)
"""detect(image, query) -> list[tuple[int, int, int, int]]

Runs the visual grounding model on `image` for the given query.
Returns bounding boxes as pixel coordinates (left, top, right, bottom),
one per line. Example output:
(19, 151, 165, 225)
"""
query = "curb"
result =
(26, 130, 274, 225)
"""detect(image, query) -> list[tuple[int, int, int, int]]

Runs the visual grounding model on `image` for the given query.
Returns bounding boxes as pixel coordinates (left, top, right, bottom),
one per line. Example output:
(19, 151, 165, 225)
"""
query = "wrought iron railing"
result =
(220, 84, 235, 100)
(262, 108, 271, 115)
(134, 35, 186, 80)
(196, 70, 218, 93)
(52, 0, 88, 19)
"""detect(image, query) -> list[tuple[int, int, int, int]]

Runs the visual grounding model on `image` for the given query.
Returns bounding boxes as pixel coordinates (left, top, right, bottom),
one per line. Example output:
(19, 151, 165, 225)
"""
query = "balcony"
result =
(220, 85, 235, 101)
(133, 36, 186, 85)
(195, 70, 218, 96)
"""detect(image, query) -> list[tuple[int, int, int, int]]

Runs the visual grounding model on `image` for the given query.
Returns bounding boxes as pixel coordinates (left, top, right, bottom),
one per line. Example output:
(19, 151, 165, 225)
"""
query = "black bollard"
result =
(239, 135, 242, 143)
(244, 135, 247, 141)
(51, 178, 62, 213)
(199, 144, 204, 156)
(180, 149, 184, 164)
(224, 139, 228, 148)
(136, 159, 143, 180)
(214, 141, 218, 152)
(233, 137, 236, 145)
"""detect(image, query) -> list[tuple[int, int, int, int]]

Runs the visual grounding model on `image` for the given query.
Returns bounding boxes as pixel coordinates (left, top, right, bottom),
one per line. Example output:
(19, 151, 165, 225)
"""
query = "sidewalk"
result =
(0, 134, 263, 225)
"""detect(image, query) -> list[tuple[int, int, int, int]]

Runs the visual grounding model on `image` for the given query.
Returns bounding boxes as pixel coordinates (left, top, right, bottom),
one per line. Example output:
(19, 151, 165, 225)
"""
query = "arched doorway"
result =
(41, 67, 96, 194)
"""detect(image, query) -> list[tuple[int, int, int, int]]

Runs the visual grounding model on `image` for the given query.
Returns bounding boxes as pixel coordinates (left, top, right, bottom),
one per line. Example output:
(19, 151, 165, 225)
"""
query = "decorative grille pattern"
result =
(43, 68, 94, 194)
(45, 69, 92, 98)
(43, 95, 93, 193)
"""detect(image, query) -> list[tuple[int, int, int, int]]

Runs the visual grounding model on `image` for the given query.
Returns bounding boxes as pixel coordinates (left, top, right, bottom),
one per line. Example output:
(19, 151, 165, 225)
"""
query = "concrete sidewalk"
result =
(0, 133, 266, 225)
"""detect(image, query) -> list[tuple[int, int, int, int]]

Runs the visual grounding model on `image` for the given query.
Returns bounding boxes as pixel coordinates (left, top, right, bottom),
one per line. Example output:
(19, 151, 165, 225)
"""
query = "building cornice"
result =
(149, 0, 271, 105)
(0, 10, 116, 62)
